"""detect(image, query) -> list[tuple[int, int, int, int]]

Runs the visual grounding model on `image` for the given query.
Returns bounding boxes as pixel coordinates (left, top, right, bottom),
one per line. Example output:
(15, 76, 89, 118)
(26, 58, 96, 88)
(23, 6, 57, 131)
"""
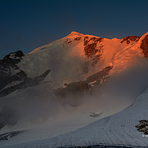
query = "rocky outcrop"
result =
(53, 66, 113, 106)
(74, 37, 81, 41)
(54, 81, 91, 98)
(0, 51, 25, 92)
(121, 36, 140, 44)
(86, 66, 113, 83)
(0, 51, 51, 97)
(84, 36, 103, 46)
(136, 120, 148, 135)
(54, 66, 113, 98)
(83, 36, 104, 68)
(54, 81, 91, 106)
(1, 50, 24, 65)
(140, 35, 148, 57)
(0, 69, 51, 96)
(84, 43, 98, 58)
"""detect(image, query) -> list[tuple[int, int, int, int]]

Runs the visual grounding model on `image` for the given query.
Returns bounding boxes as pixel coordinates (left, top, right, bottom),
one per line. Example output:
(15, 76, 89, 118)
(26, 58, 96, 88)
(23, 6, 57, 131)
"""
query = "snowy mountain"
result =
(0, 31, 148, 148)
(0, 31, 146, 97)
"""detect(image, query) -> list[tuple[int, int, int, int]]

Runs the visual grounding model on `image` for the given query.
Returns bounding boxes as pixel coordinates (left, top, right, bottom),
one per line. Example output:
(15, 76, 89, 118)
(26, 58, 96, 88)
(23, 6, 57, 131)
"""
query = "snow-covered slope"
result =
(0, 31, 148, 148)
(2, 87, 148, 148)
(0, 31, 146, 96)
(19, 31, 142, 79)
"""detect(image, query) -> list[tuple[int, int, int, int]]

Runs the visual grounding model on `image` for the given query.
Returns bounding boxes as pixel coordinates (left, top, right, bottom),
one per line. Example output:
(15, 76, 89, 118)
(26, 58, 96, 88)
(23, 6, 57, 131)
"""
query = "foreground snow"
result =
(1, 87, 148, 148)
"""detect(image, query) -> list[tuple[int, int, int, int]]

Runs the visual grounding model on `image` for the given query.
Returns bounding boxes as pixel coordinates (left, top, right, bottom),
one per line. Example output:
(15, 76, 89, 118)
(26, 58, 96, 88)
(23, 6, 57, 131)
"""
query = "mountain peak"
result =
(68, 31, 84, 37)
(70, 31, 80, 34)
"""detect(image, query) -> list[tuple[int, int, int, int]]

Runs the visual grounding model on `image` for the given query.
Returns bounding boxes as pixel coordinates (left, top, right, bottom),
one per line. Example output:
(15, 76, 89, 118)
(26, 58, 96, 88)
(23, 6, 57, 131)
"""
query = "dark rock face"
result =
(54, 81, 91, 106)
(1, 50, 24, 66)
(68, 41, 72, 44)
(0, 131, 23, 141)
(136, 120, 148, 135)
(54, 81, 91, 98)
(86, 66, 113, 83)
(84, 43, 98, 58)
(0, 51, 25, 94)
(140, 35, 148, 57)
(0, 51, 51, 97)
(121, 36, 140, 44)
(40, 47, 46, 50)
(0, 51, 51, 128)
(83, 36, 103, 66)
(0, 69, 51, 96)
(91, 51, 103, 67)
(84, 36, 103, 46)
(54, 66, 113, 106)
(84, 36, 89, 45)
(74, 37, 81, 41)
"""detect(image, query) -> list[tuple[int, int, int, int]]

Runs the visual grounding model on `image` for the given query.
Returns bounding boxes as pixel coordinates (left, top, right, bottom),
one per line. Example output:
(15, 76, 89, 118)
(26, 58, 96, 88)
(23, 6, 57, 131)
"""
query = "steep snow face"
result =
(18, 31, 143, 82)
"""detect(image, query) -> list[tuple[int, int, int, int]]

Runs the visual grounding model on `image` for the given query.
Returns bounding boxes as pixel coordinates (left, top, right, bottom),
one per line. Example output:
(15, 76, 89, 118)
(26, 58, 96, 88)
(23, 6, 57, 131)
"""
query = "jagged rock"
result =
(0, 50, 51, 97)
(136, 120, 148, 135)
(74, 37, 81, 41)
(84, 36, 103, 46)
(54, 81, 91, 98)
(34, 69, 51, 83)
(121, 36, 140, 44)
(1, 50, 24, 66)
(54, 81, 91, 106)
(0, 51, 25, 94)
(54, 66, 113, 103)
(86, 66, 113, 83)
(140, 35, 148, 57)
(84, 43, 98, 58)
(0, 69, 51, 96)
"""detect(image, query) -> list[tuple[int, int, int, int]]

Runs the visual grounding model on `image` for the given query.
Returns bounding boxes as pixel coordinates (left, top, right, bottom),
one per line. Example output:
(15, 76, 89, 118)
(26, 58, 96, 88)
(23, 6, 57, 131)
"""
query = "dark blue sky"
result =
(0, 0, 148, 58)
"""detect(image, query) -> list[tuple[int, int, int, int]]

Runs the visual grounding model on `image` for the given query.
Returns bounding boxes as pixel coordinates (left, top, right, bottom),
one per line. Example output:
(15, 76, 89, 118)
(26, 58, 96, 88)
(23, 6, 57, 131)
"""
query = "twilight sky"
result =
(0, 0, 148, 58)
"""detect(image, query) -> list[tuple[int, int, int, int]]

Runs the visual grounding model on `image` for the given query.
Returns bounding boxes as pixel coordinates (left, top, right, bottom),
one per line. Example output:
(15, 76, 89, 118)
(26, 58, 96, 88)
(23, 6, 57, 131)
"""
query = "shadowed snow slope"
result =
(1, 87, 148, 148)
(0, 31, 148, 148)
